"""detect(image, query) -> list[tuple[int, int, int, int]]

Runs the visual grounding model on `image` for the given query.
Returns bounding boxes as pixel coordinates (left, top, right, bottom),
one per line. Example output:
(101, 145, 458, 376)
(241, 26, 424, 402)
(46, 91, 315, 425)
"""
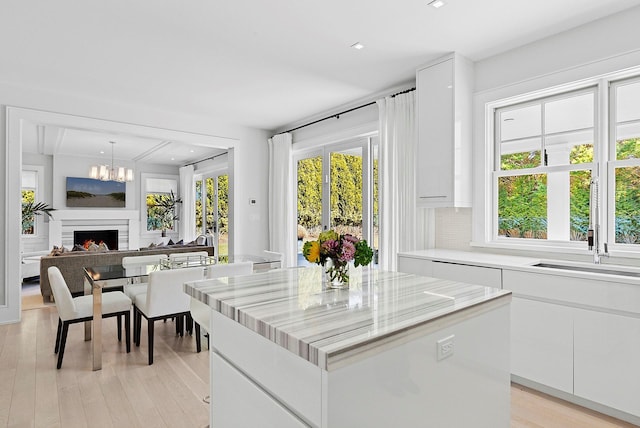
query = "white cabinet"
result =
(510, 297, 573, 393)
(574, 309, 640, 416)
(431, 261, 502, 288)
(416, 53, 473, 208)
(212, 353, 308, 428)
(397, 256, 433, 277)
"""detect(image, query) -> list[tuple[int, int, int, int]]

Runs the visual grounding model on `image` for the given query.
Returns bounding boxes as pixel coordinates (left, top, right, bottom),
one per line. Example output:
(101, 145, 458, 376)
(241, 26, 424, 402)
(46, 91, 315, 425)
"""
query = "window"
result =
(20, 169, 47, 237)
(491, 73, 640, 251)
(610, 78, 640, 244)
(21, 170, 38, 235)
(144, 177, 178, 232)
(295, 137, 378, 265)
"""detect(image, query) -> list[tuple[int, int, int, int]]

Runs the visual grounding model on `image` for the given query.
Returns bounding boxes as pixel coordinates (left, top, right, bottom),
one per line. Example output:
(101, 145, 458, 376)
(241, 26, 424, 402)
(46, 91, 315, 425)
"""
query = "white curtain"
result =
(377, 92, 418, 271)
(179, 165, 196, 243)
(268, 133, 296, 267)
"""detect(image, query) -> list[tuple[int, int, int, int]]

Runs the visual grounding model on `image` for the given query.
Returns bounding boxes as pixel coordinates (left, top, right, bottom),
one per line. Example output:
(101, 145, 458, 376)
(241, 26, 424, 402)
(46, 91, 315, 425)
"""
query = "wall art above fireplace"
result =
(66, 177, 126, 208)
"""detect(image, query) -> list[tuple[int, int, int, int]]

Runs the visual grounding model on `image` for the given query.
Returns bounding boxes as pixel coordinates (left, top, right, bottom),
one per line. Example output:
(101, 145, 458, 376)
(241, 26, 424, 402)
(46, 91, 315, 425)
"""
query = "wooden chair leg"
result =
(124, 311, 131, 353)
(195, 323, 201, 353)
(55, 318, 62, 354)
(148, 319, 155, 365)
(117, 314, 122, 342)
(57, 321, 70, 369)
(135, 309, 142, 347)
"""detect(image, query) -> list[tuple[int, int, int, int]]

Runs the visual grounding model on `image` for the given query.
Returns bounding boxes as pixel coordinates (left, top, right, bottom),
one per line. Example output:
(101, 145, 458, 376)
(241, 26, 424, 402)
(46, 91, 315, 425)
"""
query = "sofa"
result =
(39, 245, 215, 301)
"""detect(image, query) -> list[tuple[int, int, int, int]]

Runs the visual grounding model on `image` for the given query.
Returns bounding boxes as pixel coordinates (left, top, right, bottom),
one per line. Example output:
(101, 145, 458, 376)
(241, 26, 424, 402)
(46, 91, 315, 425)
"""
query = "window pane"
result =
(147, 193, 177, 230)
(498, 174, 547, 239)
(616, 81, 640, 123)
(545, 93, 594, 134)
(616, 81, 640, 159)
(500, 105, 541, 141)
(297, 156, 322, 266)
(21, 189, 36, 235)
(569, 170, 591, 242)
(217, 175, 229, 263)
(195, 180, 203, 235)
(615, 166, 640, 244)
(330, 148, 363, 238)
(616, 138, 640, 161)
(501, 144, 541, 170)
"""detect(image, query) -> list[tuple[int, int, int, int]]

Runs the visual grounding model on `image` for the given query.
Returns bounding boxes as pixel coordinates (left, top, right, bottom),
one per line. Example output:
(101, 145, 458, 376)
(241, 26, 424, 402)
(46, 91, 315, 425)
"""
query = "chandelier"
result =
(89, 141, 134, 182)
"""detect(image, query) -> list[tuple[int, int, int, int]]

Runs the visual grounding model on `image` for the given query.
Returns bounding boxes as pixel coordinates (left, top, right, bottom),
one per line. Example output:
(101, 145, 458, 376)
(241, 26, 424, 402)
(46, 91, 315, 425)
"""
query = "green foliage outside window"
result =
(498, 139, 640, 243)
(21, 189, 36, 234)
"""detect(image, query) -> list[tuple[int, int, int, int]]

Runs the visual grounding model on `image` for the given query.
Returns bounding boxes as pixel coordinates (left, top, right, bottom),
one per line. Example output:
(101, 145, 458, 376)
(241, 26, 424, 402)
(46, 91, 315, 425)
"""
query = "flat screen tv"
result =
(66, 177, 126, 208)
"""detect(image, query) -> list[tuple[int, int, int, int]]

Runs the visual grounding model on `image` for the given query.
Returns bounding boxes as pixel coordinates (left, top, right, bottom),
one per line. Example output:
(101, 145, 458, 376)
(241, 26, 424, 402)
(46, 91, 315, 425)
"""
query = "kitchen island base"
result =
(210, 298, 511, 427)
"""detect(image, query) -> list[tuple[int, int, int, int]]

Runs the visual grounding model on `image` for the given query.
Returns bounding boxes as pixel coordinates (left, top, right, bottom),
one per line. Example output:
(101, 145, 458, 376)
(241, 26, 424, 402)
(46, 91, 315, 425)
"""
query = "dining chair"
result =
(48, 266, 132, 369)
(122, 254, 169, 343)
(192, 261, 254, 352)
(134, 266, 205, 365)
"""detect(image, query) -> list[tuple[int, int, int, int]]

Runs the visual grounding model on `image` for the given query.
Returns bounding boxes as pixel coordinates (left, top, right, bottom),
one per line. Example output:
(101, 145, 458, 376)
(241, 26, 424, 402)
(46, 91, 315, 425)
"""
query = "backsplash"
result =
(435, 207, 472, 250)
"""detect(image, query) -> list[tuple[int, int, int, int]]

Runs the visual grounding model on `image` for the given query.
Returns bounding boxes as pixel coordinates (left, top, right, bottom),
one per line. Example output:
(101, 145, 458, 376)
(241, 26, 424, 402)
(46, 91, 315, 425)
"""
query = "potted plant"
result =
(21, 201, 55, 234)
(153, 191, 182, 237)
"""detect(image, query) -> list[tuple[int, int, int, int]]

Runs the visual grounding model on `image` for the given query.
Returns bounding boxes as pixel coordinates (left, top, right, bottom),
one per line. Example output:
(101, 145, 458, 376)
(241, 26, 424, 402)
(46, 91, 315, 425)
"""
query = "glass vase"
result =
(324, 258, 349, 289)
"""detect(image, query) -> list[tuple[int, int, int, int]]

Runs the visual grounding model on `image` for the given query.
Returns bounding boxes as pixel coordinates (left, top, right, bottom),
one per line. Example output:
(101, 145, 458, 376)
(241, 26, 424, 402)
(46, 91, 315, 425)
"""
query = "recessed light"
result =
(189, 149, 194, 153)
(171, 157, 175, 161)
(99, 151, 104, 154)
(428, 0, 445, 8)
(350, 42, 364, 50)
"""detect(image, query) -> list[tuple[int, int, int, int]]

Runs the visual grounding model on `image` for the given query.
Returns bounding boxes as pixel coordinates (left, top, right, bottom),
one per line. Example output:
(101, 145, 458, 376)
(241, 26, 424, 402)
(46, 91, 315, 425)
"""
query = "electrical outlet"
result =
(437, 335, 455, 361)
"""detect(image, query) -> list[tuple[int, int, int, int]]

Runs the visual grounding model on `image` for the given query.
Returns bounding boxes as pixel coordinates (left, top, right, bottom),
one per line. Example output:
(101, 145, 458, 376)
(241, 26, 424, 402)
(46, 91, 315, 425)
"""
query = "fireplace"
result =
(74, 230, 119, 250)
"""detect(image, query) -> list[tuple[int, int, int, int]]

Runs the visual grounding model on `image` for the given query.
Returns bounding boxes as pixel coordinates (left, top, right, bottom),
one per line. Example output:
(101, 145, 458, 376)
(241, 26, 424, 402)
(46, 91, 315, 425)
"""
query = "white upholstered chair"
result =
(134, 267, 205, 365)
(48, 266, 132, 369)
(192, 261, 254, 352)
(122, 254, 169, 301)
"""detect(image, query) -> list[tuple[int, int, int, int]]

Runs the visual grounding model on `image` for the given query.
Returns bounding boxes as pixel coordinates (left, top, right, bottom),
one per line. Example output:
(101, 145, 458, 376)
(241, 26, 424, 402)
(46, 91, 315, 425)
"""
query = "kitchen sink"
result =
(533, 262, 640, 278)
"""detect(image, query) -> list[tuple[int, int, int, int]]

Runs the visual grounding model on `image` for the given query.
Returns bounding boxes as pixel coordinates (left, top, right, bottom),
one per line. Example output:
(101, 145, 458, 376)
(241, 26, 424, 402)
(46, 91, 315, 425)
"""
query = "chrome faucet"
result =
(588, 178, 609, 264)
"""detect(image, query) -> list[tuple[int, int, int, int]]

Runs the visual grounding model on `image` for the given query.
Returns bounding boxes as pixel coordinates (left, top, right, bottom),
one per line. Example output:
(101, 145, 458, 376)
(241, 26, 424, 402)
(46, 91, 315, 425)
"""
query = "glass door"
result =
(296, 151, 323, 266)
(295, 138, 377, 266)
(203, 172, 229, 263)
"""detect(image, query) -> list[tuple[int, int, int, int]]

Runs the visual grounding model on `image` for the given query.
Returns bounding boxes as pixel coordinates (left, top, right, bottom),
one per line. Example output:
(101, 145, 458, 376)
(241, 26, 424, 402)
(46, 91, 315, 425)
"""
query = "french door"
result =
(196, 172, 229, 262)
(295, 137, 378, 266)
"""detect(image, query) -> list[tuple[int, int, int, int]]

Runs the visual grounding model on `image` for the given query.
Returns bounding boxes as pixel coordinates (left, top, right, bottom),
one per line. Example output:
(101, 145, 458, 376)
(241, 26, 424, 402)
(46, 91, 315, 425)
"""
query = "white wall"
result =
(462, 5, 640, 260)
(1, 81, 270, 321)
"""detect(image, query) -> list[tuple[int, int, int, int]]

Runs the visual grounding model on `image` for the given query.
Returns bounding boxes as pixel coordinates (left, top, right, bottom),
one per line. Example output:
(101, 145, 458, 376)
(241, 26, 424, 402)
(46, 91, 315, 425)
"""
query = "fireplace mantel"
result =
(49, 210, 140, 250)
(51, 210, 139, 221)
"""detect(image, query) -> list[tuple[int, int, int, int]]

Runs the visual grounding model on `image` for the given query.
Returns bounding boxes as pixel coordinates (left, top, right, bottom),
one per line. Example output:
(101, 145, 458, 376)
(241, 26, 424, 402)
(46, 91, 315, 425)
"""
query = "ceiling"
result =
(3, 0, 640, 161)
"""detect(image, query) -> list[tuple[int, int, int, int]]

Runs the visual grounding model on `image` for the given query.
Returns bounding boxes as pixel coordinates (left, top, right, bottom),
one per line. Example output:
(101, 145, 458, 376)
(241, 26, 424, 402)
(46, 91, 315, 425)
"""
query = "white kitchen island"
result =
(184, 266, 512, 428)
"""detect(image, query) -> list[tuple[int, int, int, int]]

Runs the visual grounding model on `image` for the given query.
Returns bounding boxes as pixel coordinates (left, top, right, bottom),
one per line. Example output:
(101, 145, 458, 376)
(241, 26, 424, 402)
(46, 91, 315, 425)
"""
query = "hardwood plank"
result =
(7, 311, 37, 427)
(2, 306, 639, 428)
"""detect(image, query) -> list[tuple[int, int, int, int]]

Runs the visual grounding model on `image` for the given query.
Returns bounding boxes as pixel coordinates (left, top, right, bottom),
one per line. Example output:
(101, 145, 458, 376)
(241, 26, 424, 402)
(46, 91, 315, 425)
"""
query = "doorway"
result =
(196, 172, 229, 263)
(295, 137, 378, 266)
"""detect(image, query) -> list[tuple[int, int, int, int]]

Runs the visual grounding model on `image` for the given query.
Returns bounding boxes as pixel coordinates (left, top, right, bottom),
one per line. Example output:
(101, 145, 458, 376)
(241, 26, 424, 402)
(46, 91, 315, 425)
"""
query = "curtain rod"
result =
(184, 151, 228, 167)
(276, 87, 416, 136)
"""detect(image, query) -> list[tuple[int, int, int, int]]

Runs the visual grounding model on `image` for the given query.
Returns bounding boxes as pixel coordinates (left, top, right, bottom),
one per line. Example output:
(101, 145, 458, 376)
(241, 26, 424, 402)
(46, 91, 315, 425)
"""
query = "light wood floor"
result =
(2, 305, 638, 428)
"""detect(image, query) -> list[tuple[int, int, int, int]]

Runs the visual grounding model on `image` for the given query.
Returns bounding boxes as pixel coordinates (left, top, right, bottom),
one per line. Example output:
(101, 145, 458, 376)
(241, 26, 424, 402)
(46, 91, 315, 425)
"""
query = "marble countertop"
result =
(398, 249, 640, 285)
(398, 249, 540, 269)
(184, 266, 511, 370)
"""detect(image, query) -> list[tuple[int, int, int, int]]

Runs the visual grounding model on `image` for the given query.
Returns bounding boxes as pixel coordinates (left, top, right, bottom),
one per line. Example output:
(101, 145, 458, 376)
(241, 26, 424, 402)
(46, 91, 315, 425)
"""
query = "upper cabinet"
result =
(416, 53, 473, 208)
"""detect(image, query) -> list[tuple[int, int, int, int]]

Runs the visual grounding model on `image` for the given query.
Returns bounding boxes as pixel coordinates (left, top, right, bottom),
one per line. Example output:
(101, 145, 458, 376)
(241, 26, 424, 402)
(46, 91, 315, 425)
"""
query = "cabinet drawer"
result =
(212, 353, 309, 427)
(211, 311, 322, 426)
(432, 261, 502, 288)
(397, 256, 433, 277)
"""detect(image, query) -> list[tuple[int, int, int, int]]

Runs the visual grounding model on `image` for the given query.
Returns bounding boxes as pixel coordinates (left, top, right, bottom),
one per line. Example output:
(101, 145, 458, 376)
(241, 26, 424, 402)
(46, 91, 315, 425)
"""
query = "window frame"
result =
(140, 173, 179, 235)
(484, 70, 640, 255)
(21, 165, 45, 238)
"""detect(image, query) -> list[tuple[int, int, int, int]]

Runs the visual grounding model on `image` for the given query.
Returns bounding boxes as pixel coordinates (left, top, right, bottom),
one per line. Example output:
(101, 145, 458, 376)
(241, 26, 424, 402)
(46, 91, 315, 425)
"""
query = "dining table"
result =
(82, 252, 282, 370)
